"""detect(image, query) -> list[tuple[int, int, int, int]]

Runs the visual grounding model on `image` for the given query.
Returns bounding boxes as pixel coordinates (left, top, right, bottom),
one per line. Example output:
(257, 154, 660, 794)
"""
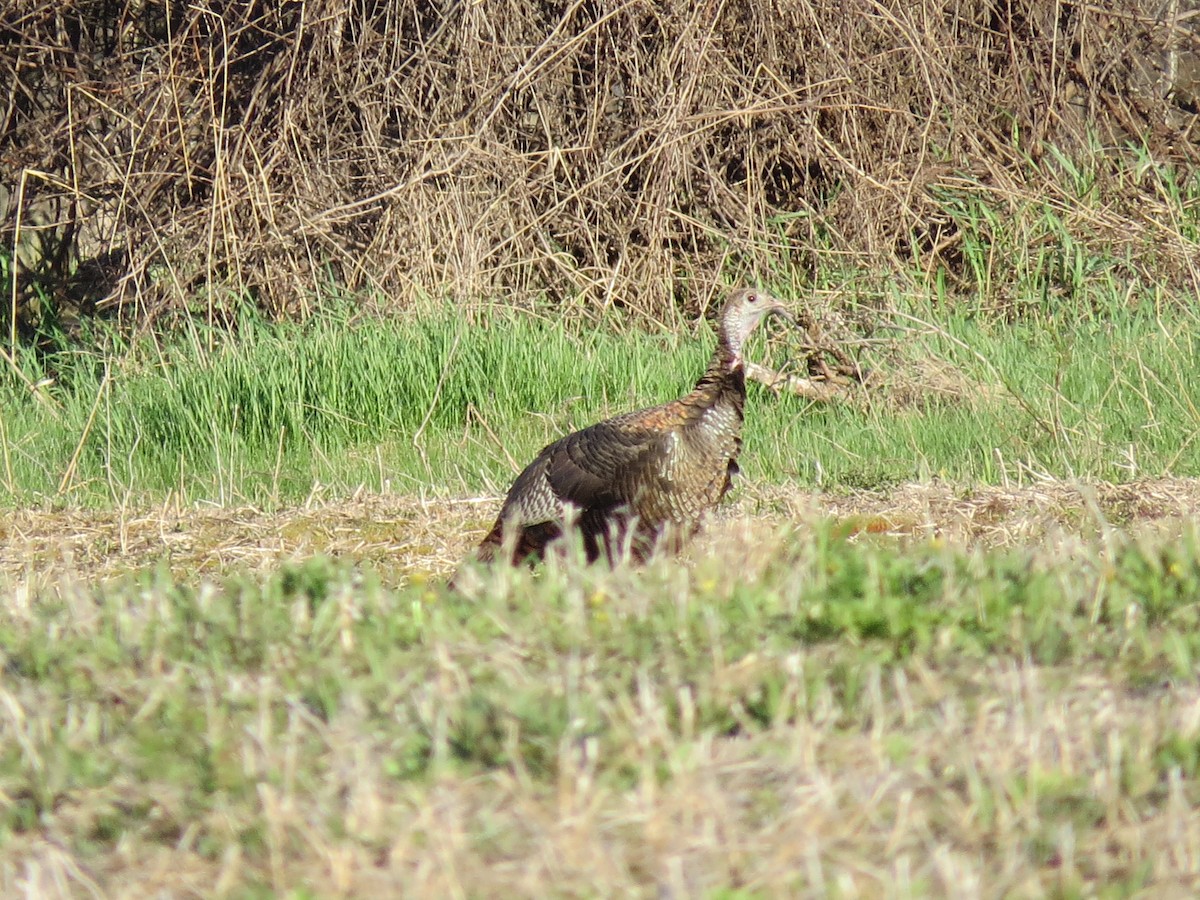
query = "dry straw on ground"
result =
(3, 1, 1199, 335)
(4, 478, 1199, 585)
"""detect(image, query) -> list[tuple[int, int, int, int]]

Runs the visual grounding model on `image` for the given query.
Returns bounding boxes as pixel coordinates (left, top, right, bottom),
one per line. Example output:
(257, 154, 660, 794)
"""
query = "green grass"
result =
(3, 521, 1199, 894)
(1, 305, 693, 504)
(2, 285, 1199, 507)
(3, 135, 1199, 510)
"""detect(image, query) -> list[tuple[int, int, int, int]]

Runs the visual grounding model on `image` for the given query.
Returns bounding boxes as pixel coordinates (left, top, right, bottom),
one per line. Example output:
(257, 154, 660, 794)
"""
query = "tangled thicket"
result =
(2, 0, 1198, 335)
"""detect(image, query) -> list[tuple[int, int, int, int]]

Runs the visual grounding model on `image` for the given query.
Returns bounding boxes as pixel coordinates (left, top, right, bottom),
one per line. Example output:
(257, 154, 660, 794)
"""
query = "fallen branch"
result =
(745, 360, 863, 402)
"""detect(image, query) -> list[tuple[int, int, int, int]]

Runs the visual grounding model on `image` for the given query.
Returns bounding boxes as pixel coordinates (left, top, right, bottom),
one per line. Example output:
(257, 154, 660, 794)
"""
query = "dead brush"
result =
(1, 0, 1198, 344)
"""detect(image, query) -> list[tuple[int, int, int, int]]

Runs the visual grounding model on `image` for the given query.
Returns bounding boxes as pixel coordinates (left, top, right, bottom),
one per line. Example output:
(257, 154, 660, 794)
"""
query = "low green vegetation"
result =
(3, 521, 1198, 893)
(2, 281, 1198, 507)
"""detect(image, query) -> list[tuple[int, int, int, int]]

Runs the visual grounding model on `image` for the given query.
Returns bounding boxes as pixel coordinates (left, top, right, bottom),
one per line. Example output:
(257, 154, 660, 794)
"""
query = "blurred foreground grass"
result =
(3, 516, 1200, 895)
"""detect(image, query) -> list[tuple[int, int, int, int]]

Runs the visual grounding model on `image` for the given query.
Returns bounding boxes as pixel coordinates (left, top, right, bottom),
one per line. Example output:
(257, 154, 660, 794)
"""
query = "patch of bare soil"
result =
(4, 478, 1199, 585)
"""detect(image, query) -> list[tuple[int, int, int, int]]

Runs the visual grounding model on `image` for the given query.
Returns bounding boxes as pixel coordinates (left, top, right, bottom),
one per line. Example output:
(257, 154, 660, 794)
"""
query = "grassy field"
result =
(3, 281, 1200, 509)
(4, 167, 1200, 894)
(5, 343, 1200, 899)
(4, 483, 1200, 896)
(8, 3, 1200, 891)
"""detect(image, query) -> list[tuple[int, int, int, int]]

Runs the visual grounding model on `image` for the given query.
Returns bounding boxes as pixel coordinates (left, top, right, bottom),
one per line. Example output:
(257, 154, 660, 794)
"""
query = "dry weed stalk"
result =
(1, 0, 1196, 332)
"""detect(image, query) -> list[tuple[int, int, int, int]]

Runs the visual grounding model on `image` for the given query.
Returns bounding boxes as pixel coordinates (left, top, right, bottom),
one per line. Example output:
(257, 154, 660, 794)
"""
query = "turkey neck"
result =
(682, 335, 746, 423)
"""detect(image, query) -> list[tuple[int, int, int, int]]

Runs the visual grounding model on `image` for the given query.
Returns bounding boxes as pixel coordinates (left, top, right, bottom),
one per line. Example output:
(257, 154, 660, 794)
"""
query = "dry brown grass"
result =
(3, 0, 1198, 337)
(5, 477, 1200, 586)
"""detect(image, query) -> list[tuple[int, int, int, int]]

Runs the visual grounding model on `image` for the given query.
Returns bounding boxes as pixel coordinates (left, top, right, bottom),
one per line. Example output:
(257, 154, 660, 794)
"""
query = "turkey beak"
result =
(767, 298, 796, 326)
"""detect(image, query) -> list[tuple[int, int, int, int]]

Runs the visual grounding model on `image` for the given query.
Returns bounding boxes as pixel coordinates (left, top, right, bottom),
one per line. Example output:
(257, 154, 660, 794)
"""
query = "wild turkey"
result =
(455, 287, 793, 580)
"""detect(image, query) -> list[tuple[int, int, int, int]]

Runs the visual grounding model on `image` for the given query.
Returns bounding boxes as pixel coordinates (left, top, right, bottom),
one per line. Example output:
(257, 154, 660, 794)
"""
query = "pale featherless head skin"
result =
(717, 288, 795, 365)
